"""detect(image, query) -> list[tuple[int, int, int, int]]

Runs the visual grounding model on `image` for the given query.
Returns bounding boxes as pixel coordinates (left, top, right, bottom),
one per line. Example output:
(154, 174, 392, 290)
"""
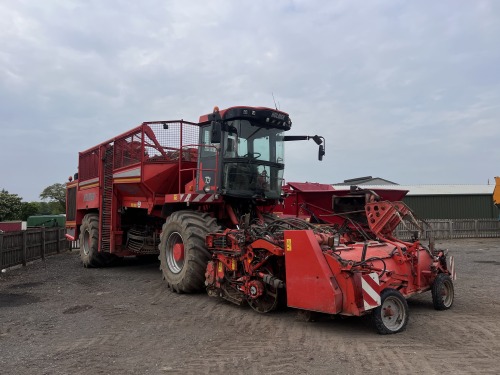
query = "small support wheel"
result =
(248, 284, 279, 313)
(373, 289, 409, 334)
(432, 273, 454, 310)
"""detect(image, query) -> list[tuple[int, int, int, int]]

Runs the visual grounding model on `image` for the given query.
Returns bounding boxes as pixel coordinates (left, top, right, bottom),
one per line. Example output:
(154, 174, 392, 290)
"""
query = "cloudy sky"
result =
(1, 0, 499, 202)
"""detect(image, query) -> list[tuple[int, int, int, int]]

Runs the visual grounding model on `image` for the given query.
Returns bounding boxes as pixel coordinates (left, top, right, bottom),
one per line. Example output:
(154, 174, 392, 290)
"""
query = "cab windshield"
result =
(222, 119, 285, 199)
(223, 119, 284, 163)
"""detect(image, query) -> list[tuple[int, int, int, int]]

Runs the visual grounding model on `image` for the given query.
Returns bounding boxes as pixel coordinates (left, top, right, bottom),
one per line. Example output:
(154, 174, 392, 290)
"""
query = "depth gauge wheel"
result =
(248, 283, 279, 313)
(373, 289, 409, 334)
(432, 273, 454, 310)
(159, 211, 219, 293)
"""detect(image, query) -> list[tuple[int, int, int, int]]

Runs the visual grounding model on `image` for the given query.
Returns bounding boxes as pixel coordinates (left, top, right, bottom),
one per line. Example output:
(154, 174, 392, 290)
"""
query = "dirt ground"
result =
(1, 238, 499, 375)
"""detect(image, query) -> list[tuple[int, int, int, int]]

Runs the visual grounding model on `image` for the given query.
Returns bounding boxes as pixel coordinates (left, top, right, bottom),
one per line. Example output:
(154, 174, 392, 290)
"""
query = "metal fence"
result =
(0, 228, 67, 269)
(395, 219, 500, 240)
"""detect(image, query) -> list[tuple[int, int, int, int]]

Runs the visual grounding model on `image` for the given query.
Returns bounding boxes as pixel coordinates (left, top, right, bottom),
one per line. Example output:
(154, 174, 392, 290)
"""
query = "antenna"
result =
(272, 93, 278, 110)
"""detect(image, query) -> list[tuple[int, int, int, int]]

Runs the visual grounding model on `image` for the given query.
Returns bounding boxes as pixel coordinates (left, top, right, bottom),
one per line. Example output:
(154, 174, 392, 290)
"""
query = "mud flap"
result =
(447, 255, 457, 280)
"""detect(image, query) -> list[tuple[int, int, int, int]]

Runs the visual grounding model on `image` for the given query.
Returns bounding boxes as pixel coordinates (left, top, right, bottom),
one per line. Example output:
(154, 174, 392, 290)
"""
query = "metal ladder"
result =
(100, 146, 113, 252)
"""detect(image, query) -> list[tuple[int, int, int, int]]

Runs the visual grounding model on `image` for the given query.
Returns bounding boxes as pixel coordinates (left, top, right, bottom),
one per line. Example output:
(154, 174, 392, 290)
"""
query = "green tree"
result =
(40, 183, 66, 213)
(21, 201, 40, 221)
(0, 189, 23, 221)
(37, 202, 53, 215)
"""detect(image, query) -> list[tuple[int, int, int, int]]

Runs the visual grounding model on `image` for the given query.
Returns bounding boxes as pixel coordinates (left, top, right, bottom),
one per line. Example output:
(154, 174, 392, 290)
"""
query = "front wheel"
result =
(159, 211, 219, 293)
(432, 273, 454, 310)
(373, 289, 409, 334)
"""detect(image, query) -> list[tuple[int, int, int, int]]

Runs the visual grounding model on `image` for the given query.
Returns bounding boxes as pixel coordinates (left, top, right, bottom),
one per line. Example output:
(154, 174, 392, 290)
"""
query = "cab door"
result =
(197, 125, 219, 193)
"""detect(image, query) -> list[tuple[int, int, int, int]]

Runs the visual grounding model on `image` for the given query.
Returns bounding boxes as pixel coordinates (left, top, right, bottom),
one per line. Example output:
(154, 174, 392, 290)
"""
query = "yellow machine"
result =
(494, 177, 500, 212)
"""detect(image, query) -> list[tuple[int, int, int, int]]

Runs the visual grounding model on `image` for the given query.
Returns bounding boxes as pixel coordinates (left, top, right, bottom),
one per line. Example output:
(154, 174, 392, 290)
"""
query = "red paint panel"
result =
(0, 222, 23, 232)
(284, 230, 342, 314)
(76, 186, 99, 209)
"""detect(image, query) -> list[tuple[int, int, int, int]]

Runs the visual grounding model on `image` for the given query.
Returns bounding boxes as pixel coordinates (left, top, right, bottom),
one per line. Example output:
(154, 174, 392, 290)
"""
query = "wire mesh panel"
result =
(79, 147, 100, 181)
(144, 122, 200, 163)
(114, 131, 143, 169)
(180, 120, 200, 162)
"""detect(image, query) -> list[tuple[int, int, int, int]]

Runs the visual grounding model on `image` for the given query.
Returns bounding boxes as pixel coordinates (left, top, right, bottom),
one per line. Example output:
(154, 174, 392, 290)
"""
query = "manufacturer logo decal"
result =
(83, 193, 95, 202)
(271, 112, 286, 120)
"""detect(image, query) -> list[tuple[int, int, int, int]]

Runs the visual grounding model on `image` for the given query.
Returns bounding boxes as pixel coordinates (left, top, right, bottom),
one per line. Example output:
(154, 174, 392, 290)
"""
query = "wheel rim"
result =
(248, 284, 279, 313)
(441, 279, 454, 307)
(166, 232, 184, 274)
(248, 265, 279, 313)
(381, 296, 406, 332)
(83, 230, 91, 256)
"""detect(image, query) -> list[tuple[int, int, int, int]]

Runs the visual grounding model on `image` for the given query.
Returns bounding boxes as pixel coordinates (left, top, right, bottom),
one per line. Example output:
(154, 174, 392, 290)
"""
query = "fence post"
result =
(22, 230, 27, 266)
(41, 227, 46, 261)
(56, 228, 60, 254)
(475, 220, 479, 237)
(448, 220, 453, 239)
(0, 232, 3, 270)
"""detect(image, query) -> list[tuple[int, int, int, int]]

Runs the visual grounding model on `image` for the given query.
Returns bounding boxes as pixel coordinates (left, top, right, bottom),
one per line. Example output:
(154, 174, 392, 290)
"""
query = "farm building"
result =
(336, 176, 398, 186)
(334, 178, 497, 219)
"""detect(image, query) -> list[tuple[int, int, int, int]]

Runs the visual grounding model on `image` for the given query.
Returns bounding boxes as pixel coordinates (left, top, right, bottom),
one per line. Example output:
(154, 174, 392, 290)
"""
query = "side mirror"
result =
(211, 121, 222, 143)
(312, 135, 323, 145)
(318, 144, 325, 161)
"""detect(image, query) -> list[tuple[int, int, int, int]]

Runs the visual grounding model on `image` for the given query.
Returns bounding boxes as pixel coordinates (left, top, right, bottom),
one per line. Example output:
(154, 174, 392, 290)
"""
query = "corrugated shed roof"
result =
(340, 184, 494, 196)
(335, 177, 398, 185)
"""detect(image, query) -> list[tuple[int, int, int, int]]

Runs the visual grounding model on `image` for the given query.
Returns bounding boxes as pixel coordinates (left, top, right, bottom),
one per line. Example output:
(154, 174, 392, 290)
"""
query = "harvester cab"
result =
(196, 106, 325, 201)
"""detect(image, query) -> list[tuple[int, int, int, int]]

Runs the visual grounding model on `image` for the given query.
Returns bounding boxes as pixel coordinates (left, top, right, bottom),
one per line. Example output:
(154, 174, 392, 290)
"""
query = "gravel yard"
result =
(1, 238, 499, 375)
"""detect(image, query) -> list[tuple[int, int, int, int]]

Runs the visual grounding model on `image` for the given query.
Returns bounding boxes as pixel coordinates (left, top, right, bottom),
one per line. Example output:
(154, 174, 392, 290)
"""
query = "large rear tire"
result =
(79, 214, 104, 268)
(373, 288, 409, 334)
(159, 211, 219, 293)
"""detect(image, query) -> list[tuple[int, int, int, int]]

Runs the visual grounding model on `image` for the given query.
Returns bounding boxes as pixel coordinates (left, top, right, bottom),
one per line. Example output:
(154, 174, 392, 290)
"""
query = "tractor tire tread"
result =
(159, 210, 219, 293)
(373, 288, 409, 335)
(432, 273, 454, 310)
(80, 213, 114, 268)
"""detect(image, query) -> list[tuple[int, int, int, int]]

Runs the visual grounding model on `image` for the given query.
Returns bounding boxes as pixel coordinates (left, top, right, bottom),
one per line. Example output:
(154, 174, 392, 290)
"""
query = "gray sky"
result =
(1, 0, 499, 202)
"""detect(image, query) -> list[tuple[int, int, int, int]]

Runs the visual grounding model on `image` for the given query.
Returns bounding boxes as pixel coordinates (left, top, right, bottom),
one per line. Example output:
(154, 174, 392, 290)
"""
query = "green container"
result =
(27, 215, 66, 228)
